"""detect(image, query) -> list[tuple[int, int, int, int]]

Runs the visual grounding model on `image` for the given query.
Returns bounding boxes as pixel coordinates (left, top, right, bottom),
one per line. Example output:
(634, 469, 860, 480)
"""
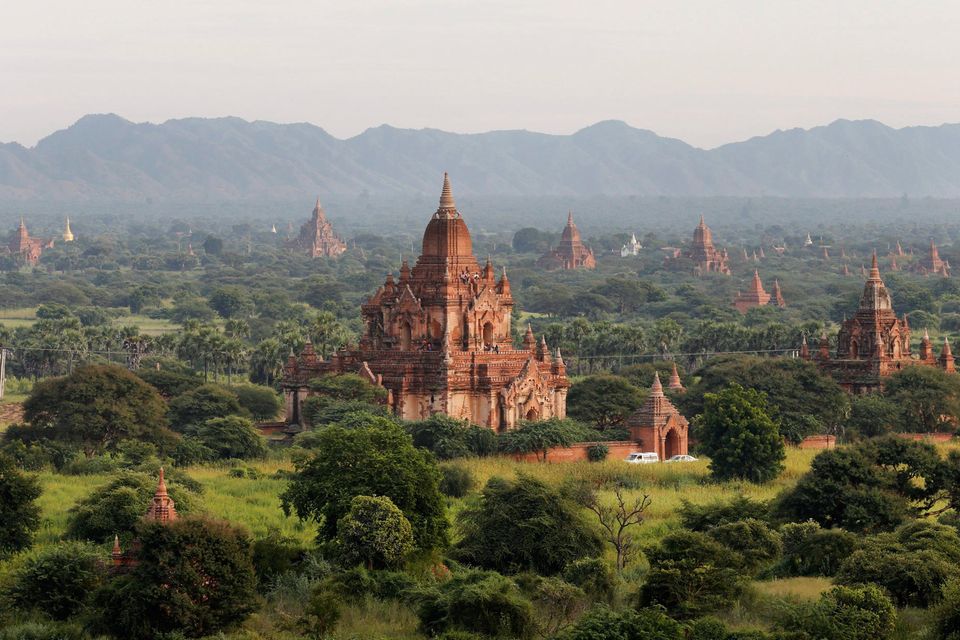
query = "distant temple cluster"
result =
(911, 240, 951, 277)
(288, 197, 347, 258)
(537, 212, 596, 270)
(733, 270, 786, 313)
(283, 174, 569, 430)
(802, 252, 955, 394)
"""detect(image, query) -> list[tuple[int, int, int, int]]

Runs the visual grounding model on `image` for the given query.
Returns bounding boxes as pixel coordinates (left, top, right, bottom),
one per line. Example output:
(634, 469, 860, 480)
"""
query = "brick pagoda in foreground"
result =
(282, 174, 569, 430)
(626, 372, 689, 459)
(803, 251, 954, 393)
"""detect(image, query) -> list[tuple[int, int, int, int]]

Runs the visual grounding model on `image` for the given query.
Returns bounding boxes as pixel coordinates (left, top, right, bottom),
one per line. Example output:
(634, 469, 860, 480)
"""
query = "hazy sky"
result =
(2, 1, 959, 148)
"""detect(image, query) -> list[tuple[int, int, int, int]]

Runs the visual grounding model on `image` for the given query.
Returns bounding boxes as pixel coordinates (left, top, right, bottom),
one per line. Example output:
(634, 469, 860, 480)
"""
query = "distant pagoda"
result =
(537, 212, 597, 270)
(290, 197, 347, 258)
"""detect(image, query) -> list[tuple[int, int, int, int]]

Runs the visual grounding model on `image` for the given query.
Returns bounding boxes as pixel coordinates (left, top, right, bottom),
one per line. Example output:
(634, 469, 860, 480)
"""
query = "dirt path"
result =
(0, 402, 24, 426)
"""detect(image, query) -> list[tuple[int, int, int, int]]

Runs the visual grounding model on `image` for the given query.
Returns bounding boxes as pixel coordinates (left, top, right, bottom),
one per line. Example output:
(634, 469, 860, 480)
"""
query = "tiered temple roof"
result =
(290, 197, 347, 258)
(687, 215, 730, 275)
(626, 373, 689, 460)
(733, 270, 772, 313)
(7, 218, 53, 265)
(282, 174, 569, 430)
(537, 212, 597, 270)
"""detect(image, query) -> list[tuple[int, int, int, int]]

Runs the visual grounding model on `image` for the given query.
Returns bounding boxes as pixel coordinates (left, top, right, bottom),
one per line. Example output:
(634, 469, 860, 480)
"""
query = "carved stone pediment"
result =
(397, 285, 422, 314)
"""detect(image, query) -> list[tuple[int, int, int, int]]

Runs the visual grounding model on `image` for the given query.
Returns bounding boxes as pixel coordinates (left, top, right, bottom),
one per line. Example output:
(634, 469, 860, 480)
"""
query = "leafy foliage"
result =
(455, 474, 603, 575)
(186, 416, 267, 460)
(167, 384, 249, 431)
(697, 384, 785, 483)
(567, 374, 644, 426)
(407, 414, 497, 459)
(281, 423, 448, 552)
(415, 570, 536, 639)
(497, 419, 597, 462)
(335, 495, 414, 569)
(0, 453, 41, 557)
(8, 541, 106, 620)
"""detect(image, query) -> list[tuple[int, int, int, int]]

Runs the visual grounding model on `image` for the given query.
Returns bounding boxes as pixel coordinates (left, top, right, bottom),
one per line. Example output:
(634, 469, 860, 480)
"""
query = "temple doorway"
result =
(482, 322, 495, 348)
(525, 407, 539, 421)
(664, 429, 681, 459)
(400, 322, 412, 350)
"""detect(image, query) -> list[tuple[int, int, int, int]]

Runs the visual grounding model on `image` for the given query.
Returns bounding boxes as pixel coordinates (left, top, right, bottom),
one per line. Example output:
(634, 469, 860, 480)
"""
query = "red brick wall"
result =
(796, 435, 836, 449)
(510, 441, 641, 463)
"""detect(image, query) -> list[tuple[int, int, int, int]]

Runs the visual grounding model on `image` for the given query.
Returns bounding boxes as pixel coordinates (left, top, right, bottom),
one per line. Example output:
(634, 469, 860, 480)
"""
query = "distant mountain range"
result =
(2, 115, 960, 200)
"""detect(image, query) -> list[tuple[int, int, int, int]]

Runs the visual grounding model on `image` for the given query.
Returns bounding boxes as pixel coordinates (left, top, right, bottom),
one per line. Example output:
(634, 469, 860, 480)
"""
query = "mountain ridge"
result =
(2, 115, 959, 200)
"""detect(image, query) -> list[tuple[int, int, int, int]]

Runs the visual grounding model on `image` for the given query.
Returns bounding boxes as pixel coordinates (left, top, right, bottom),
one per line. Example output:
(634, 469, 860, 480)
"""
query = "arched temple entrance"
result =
(664, 428, 681, 459)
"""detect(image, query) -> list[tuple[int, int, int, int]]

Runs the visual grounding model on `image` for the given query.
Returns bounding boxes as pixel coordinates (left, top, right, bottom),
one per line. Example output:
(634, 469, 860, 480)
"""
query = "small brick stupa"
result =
(144, 467, 178, 522)
(733, 270, 772, 313)
(626, 372, 689, 460)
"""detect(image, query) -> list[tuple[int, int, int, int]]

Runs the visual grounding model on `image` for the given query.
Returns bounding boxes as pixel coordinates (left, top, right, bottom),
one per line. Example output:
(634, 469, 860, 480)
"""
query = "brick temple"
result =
(626, 372, 689, 459)
(911, 240, 950, 277)
(537, 212, 596, 270)
(668, 215, 730, 275)
(282, 174, 569, 430)
(290, 197, 346, 258)
(802, 251, 954, 393)
(7, 219, 53, 265)
(733, 271, 786, 313)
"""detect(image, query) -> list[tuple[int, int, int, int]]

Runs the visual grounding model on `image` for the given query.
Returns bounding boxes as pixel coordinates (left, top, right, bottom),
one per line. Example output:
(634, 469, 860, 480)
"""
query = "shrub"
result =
(679, 495, 770, 531)
(408, 414, 486, 459)
(519, 575, 589, 637)
(639, 530, 746, 618)
(416, 570, 535, 639)
(567, 375, 644, 427)
(563, 557, 617, 603)
(454, 474, 603, 575)
(497, 419, 596, 462)
(298, 585, 343, 639)
(336, 495, 414, 570)
(187, 416, 267, 459)
(281, 423, 448, 553)
(231, 385, 282, 421)
(0, 623, 89, 640)
(252, 531, 305, 587)
(168, 384, 249, 431)
(8, 541, 106, 620)
(586, 444, 609, 462)
(707, 519, 783, 574)
(93, 517, 257, 639)
(559, 605, 684, 640)
(777, 584, 896, 640)
(439, 464, 475, 498)
(934, 578, 960, 640)
(777, 521, 857, 577)
(0, 453, 41, 558)
(835, 538, 957, 607)
(66, 471, 199, 543)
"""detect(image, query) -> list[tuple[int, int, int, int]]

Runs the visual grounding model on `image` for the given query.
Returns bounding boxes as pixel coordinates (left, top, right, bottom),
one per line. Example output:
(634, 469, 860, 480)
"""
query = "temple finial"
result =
(651, 371, 664, 395)
(438, 172, 456, 211)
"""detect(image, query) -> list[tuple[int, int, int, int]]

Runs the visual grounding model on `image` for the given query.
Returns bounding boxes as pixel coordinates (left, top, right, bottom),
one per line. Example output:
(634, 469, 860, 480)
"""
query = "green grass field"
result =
(0, 306, 181, 335)
(23, 444, 953, 639)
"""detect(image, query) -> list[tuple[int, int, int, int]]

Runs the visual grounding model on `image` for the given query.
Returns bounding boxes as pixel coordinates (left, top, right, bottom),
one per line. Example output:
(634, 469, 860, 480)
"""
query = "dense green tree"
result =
(187, 416, 267, 459)
(208, 285, 254, 318)
(407, 414, 497, 459)
(281, 423, 447, 552)
(847, 394, 901, 439)
(454, 474, 603, 575)
(567, 374, 644, 426)
(777, 584, 896, 640)
(417, 570, 536, 639)
(168, 384, 249, 430)
(639, 530, 746, 618)
(934, 578, 960, 640)
(836, 538, 957, 607)
(560, 606, 684, 640)
(707, 519, 782, 574)
(678, 495, 770, 531)
(697, 384, 785, 483)
(230, 384, 282, 421)
(335, 495, 414, 569)
(8, 541, 106, 620)
(23, 364, 172, 456)
(0, 453, 42, 557)
(777, 521, 858, 577)
(94, 518, 257, 639)
(884, 366, 960, 433)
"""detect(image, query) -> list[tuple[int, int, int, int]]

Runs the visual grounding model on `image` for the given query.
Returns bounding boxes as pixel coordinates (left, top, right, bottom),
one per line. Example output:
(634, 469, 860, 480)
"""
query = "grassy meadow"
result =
(24, 443, 956, 638)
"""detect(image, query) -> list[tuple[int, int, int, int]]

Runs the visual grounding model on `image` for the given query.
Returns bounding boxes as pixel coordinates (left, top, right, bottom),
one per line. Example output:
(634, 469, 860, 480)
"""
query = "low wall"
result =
(896, 432, 955, 443)
(510, 441, 640, 463)
(796, 435, 836, 449)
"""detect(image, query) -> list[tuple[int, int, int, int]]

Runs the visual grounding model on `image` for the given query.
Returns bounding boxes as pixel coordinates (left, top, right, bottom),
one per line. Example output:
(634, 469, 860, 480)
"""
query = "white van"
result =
(625, 452, 659, 464)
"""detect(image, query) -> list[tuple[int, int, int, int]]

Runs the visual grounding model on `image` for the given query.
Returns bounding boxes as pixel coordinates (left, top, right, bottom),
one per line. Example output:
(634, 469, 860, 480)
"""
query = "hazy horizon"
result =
(3, 1, 959, 148)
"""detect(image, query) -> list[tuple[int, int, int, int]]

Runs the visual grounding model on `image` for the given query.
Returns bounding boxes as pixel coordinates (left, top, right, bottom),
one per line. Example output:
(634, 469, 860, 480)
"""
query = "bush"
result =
(8, 541, 106, 620)
(0, 623, 89, 640)
(231, 385, 282, 421)
(497, 419, 596, 462)
(562, 557, 617, 603)
(0, 453, 41, 558)
(559, 605, 684, 640)
(168, 384, 249, 431)
(835, 538, 957, 607)
(454, 474, 603, 575)
(298, 585, 343, 639)
(187, 416, 267, 459)
(439, 464, 475, 498)
(934, 578, 960, 640)
(416, 570, 536, 639)
(408, 415, 488, 459)
(679, 496, 770, 531)
(66, 471, 200, 543)
(639, 530, 746, 618)
(281, 423, 448, 553)
(252, 531, 305, 587)
(777, 521, 858, 577)
(586, 444, 609, 462)
(777, 584, 896, 640)
(707, 519, 783, 574)
(336, 495, 414, 570)
(93, 517, 258, 639)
